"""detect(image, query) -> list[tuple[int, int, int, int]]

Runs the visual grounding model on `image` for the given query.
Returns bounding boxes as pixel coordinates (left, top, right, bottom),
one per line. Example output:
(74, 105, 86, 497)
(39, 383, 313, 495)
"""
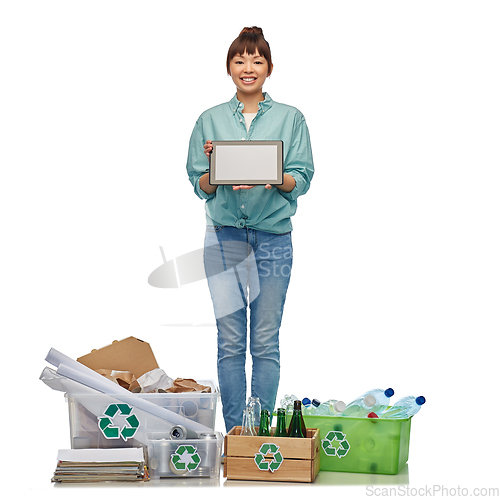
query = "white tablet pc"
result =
(209, 140, 283, 185)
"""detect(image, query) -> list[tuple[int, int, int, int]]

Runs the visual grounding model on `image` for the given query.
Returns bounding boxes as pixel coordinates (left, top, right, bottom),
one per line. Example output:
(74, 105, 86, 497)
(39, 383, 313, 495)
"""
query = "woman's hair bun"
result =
(239, 26, 264, 37)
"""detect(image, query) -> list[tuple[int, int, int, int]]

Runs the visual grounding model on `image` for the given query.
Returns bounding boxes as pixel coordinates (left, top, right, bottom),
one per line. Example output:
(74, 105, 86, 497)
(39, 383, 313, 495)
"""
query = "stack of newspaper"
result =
(52, 448, 148, 483)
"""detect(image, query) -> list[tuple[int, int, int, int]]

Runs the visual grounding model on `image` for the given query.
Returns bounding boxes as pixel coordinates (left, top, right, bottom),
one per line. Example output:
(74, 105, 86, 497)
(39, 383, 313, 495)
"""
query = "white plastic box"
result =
(64, 380, 222, 479)
(147, 432, 223, 480)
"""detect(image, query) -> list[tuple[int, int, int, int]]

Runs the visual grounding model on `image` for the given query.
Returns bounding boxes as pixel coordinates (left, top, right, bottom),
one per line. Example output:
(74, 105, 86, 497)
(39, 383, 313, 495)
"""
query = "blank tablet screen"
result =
(209, 140, 283, 185)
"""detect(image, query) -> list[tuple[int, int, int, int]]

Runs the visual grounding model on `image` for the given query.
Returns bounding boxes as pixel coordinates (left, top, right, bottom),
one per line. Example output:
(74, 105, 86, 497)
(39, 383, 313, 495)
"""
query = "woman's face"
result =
(229, 50, 272, 97)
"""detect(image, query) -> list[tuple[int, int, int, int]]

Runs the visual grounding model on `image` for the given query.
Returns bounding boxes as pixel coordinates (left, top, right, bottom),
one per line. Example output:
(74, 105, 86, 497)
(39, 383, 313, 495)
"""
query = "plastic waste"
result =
(342, 388, 394, 417)
(303, 398, 320, 415)
(378, 396, 425, 419)
(280, 394, 298, 414)
(320, 399, 346, 415)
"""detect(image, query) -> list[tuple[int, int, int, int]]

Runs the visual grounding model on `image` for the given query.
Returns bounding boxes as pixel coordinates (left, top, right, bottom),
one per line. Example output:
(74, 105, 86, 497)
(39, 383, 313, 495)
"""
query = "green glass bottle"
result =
(287, 400, 307, 437)
(274, 408, 288, 437)
(258, 409, 271, 436)
(288, 409, 305, 438)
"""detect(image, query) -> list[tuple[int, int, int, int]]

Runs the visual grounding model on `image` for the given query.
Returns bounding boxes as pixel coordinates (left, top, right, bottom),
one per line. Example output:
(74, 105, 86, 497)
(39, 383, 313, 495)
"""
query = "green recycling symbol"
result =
(98, 403, 140, 441)
(254, 443, 284, 473)
(321, 430, 350, 458)
(170, 445, 201, 472)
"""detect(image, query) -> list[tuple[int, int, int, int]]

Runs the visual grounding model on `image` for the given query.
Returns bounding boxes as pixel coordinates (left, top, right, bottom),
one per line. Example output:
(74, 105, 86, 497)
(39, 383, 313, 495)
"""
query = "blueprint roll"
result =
(169, 425, 187, 440)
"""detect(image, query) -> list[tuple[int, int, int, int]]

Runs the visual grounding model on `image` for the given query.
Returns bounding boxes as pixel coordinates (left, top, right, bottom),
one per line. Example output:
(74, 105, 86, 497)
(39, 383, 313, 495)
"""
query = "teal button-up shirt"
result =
(186, 93, 314, 234)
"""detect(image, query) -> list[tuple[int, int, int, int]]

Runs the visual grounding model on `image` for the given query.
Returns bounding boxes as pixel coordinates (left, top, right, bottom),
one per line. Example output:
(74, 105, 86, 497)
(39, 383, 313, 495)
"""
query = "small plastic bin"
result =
(65, 380, 220, 450)
(286, 414, 411, 475)
(147, 432, 223, 480)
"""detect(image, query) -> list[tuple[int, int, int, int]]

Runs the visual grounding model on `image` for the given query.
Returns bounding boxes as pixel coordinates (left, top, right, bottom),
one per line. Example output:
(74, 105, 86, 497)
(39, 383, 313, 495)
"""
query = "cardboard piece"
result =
(77, 337, 159, 379)
(166, 378, 211, 393)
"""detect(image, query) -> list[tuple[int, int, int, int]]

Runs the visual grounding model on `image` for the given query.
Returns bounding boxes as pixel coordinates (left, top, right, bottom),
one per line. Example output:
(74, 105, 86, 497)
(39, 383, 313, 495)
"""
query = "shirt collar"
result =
(229, 92, 273, 115)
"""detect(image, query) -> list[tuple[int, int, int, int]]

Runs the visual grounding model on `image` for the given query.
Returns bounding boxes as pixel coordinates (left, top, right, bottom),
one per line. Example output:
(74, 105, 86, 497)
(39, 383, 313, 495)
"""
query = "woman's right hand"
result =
(204, 140, 213, 160)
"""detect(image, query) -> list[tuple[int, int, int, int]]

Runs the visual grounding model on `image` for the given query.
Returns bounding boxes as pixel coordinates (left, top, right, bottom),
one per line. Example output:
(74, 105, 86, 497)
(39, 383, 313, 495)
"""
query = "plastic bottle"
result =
(341, 394, 376, 417)
(361, 388, 394, 414)
(342, 388, 394, 417)
(302, 398, 321, 415)
(280, 394, 298, 415)
(319, 399, 346, 415)
(378, 396, 425, 419)
(274, 408, 288, 437)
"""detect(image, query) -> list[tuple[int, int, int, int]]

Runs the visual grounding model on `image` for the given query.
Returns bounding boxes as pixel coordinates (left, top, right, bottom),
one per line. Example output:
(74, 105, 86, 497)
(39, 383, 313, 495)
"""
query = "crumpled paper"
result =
(137, 368, 174, 393)
(95, 367, 211, 394)
(166, 378, 211, 393)
(95, 369, 141, 392)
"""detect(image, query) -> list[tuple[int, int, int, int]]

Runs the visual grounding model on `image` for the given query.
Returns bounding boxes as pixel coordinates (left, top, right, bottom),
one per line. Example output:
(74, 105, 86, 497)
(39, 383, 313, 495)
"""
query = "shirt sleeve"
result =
(186, 117, 215, 200)
(278, 114, 314, 202)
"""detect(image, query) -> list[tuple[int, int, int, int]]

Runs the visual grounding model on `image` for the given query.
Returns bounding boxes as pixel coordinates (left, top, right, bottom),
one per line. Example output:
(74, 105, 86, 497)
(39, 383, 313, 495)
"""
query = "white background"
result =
(1, 1, 499, 499)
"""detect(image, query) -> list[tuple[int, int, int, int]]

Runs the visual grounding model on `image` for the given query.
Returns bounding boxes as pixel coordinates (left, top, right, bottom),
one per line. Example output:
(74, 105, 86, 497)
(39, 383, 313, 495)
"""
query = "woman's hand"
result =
(233, 174, 295, 192)
(233, 185, 272, 190)
(204, 140, 213, 160)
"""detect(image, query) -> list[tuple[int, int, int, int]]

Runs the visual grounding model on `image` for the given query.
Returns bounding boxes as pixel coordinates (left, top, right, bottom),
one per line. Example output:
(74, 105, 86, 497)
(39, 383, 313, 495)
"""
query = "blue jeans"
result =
(204, 226, 293, 432)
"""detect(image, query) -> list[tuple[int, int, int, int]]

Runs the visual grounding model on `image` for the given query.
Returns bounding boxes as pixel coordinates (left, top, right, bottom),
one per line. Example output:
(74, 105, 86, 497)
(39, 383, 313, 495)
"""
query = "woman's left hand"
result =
(233, 185, 272, 190)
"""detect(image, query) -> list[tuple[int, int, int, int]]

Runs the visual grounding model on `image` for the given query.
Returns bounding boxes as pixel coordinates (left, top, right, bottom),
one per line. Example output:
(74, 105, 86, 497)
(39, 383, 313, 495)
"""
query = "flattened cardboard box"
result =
(77, 337, 159, 379)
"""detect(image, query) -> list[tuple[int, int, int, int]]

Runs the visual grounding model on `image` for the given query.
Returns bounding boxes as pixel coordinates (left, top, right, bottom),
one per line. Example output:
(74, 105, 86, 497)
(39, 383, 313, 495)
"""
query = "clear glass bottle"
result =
(247, 396, 261, 427)
(240, 408, 257, 436)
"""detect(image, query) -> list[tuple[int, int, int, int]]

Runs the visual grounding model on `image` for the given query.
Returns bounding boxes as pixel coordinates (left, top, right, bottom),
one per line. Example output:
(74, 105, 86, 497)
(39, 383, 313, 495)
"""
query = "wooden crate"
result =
(224, 427, 320, 482)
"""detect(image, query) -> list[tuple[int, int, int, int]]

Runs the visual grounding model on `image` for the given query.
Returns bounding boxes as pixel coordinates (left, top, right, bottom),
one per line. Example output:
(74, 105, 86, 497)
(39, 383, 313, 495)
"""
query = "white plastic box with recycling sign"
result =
(40, 339, 223, 480)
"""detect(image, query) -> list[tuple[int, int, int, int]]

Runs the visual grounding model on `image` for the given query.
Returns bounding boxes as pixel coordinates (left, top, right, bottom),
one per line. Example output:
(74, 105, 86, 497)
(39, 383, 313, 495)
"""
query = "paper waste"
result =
(40, 347, 214, 439)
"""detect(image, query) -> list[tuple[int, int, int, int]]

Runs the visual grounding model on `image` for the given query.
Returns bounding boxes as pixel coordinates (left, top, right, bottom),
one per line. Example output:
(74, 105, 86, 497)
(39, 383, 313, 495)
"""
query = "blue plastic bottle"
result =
(362, 388, 394, 414)
(342, 388, 394, 417)
(378, 396, 425, 419)
(302, 398, 321, 415)
(302, 397, 312, 408)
